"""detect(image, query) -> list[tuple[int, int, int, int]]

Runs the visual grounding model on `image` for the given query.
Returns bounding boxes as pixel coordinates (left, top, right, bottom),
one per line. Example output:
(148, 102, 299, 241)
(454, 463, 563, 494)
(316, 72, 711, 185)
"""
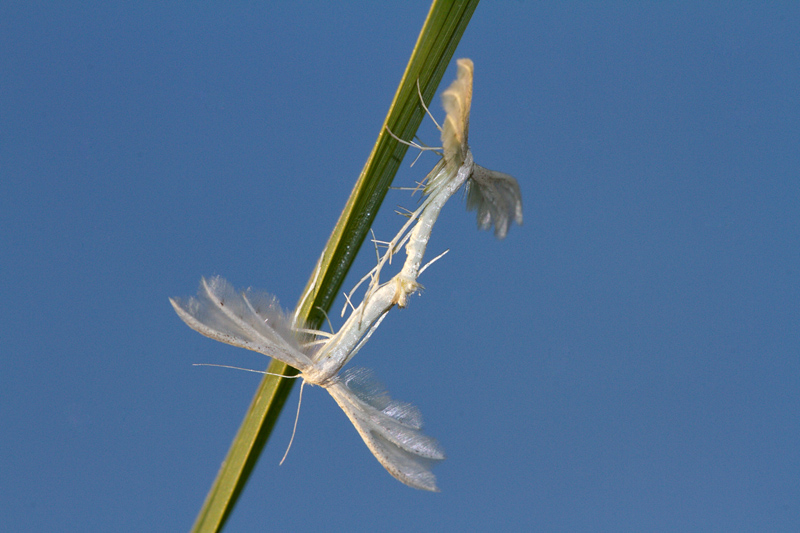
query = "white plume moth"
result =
(384, 58, 524, 306)
(171, 276, 445, 491)
(171, 59, 523, 493)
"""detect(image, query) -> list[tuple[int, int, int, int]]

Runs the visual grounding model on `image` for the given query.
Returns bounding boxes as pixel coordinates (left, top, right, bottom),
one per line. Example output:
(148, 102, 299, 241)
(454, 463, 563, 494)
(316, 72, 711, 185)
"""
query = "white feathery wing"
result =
(432, 57, 523, 239)
(328, 368, 445, 492)
(170, 276, 444, 491)
(169, 276, 313, 372)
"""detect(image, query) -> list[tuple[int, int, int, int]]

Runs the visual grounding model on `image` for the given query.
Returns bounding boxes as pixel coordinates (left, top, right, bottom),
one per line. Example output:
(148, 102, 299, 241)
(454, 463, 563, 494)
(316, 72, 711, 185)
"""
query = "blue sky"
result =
(2, 2, 798, 531)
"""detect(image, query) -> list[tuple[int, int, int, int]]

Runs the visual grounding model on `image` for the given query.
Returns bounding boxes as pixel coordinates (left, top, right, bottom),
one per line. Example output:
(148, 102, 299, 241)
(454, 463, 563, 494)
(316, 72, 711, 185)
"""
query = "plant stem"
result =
(191, 2, 480, 530)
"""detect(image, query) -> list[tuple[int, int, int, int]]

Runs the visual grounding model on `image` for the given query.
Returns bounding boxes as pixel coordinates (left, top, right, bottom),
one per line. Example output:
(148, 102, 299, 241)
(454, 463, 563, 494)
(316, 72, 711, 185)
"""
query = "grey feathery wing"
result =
(467, 164, 524, 240)
(439, 58, 523, 239)
(169, 276, 313, 371)
(327, 367, 445, 492)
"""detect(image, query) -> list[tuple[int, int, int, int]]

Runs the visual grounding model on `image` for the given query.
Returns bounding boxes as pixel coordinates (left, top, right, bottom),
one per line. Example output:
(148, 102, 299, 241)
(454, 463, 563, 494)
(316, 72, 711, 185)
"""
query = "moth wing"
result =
(170, 276, 312, 371)
(467, 164, 524, 239)
(327, 367, 445, 492)
(441, 58, 474, 170)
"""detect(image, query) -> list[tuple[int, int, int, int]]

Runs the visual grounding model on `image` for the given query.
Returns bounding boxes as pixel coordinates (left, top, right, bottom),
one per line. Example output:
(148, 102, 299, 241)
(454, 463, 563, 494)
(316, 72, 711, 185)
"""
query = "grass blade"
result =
(191, 1, 480, 530)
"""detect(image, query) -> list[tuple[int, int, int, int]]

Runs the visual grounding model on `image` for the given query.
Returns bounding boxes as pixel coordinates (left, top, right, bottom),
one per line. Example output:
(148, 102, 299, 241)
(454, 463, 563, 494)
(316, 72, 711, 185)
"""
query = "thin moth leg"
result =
(279, 380, 306, 465)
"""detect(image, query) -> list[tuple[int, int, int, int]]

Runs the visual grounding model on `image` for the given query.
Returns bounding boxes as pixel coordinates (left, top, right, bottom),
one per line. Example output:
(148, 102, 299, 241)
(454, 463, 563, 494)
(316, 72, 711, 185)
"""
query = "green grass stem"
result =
(191, 2, 479, 530)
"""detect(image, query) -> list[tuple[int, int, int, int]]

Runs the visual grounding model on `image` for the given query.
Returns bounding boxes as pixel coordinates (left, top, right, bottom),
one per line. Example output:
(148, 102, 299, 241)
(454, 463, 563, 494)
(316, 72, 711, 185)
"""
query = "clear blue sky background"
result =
(2, 2, 798, 531)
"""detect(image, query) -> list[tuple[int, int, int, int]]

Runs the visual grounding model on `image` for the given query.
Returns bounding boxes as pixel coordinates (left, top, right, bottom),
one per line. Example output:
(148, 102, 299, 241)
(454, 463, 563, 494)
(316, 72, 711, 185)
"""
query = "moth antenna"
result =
(417, 78, 443, 132)
(280, 380, 306, 466)
(418, 249, 450, 277)
(192, 363, 302, 378)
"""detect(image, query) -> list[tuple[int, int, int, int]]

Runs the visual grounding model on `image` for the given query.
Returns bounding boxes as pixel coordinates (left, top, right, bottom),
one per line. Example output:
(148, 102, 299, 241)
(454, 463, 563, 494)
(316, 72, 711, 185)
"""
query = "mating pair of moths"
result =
(171, 59, 522, 492)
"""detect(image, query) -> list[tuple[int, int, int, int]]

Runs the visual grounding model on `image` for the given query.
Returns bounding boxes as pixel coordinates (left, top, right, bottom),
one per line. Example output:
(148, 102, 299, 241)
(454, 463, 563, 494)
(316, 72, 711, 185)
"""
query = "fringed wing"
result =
(441, 58, 474, 171)
(170, 276, 313, 371)
(467, 164, 524, 239)
(327, 367, 445, 492)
